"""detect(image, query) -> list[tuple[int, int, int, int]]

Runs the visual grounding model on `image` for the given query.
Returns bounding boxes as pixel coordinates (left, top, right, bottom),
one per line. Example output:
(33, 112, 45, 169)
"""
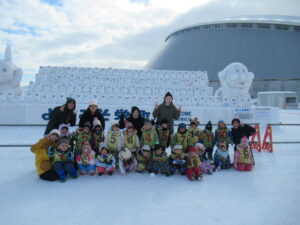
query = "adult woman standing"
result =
(44, 97, 77, 136)
(79, 101, 105, 130)
(119, 106, 145, 139)
(152, 92, 181, 134)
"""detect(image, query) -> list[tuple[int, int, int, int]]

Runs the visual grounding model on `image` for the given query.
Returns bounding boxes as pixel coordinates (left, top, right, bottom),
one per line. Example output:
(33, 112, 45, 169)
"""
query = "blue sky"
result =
(0, 0, 299, 86)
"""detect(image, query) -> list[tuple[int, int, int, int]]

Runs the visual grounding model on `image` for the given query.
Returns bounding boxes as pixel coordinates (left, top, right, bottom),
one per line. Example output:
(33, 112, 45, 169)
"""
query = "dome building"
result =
(145, 15, 300, 98)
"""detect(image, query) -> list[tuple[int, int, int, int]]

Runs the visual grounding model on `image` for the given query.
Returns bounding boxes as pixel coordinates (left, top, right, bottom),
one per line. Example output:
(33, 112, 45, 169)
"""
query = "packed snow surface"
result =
(0, 109, 300, 225)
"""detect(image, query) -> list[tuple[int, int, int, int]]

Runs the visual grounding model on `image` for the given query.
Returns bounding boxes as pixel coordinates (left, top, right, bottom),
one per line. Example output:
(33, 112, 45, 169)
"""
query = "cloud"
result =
(0, 0, 299, 86)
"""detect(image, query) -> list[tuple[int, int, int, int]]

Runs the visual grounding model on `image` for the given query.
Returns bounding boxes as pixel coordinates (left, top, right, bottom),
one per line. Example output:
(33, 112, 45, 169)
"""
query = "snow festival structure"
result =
(145, 15, 300, 98)
(0, 46, 278, 125)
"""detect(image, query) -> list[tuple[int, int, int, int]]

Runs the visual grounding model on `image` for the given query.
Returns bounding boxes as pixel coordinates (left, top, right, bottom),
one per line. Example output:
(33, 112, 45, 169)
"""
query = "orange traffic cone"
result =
(250, 125, 262, 152)
(262, 124, 273, 153)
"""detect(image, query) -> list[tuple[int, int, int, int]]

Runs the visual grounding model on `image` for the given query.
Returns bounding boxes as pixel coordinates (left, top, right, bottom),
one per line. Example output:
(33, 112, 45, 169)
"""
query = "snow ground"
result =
(0, 109, 300, 225)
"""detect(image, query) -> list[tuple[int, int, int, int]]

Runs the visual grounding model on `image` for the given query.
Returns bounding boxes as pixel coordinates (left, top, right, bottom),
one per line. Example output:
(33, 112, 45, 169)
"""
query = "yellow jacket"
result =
(31, 137, 58, 175)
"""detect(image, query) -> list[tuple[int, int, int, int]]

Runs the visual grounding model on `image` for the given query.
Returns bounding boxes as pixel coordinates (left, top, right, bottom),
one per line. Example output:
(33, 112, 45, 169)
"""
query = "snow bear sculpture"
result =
(215, 62, 254, 99)
(0, 46, 23, 91)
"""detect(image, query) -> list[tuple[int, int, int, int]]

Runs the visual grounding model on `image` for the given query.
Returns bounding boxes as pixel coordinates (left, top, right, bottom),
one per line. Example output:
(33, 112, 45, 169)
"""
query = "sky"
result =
(0, 0, 299, 86)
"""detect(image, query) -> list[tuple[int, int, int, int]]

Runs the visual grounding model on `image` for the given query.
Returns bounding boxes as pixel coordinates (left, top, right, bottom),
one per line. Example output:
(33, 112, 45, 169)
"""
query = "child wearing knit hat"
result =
(168, 144, 187, 175)
(76, 142, 96, 176)
(186, 146, 203, 181)
(172, 123, 191, 153)
(95, 144, 116, 176)
(48, 137, 77, 182)
(214, 120, 233, 149)
(233, 136, 254, 171)
(150, 144, 170, 176)
(72, 121, 92, 158)
(195, 143, 214, 174)
(122, 121, 140, 156)
(187, 118, 202, 146)
(136, 145, 152, 173)
(156, 119, 172, 149)
(199, 121, 215, 161)
(141, 119, 159, 151)
(90, 118, 104, 155)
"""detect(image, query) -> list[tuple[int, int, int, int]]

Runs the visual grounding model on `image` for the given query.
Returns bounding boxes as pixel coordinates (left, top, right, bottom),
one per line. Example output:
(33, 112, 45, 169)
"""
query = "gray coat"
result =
(152, 103, 181, 133)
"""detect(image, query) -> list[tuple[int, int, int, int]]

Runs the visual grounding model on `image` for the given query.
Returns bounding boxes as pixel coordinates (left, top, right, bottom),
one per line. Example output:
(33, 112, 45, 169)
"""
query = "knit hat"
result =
(93, 118, 102, 128)
(142, 145, 151, 152)
(89, 100, 98, 106)
(119, 148, 132, 160)
(205, 121, 212, 130)
(99, 143, 108, 152)
(241, 136, 249, 144)
(59, 137, 69, 146)
(164, 92, 173, 99)
(188, 146, 199, 154)
(49, 129, 60, 137)
(195, 143, 206, 151)
(83, 121, 92, 129)
(178, 123, 186, 129)
(173, 145, 183, 151)
(218, 120, 225, 124)
(190, 117, 200, 126)
(59, 123, 69, 131)
(160, 119, 169, 125)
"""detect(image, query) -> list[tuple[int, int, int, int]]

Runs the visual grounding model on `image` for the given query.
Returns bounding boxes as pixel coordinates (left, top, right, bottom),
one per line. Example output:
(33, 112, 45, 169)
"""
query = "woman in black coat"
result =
(231, 118, 256, 148)
(79, 101, 105, 130)
(119, 106, 145, 139)
(44, 97, 77, 135)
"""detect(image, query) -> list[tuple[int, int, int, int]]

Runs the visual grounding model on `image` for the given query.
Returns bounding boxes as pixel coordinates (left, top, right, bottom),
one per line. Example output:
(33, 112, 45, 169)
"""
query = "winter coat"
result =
(187, 155, 201, 169)
(214, 127, 233, 146)
(199, 129, 214, 149)
(231, 124, 256, 146)
(48, 147, 73, 163)
(214, 149, 231, 169)
(118, 156, 137, 174)
(172, 129, 191, 153)
(150, 151, 170, 173)
(95, 153, 116, 168)
(31, 137, 58, 175)
(187, 127, 202, 146)
(119, 107, 145, 139)
(233, 144, 254, 168)
(44, 105, 76, 135)
(104, 128, 122, 152)
(152, 103, 181, 133)
(72, 129, 91, 155)
(76, 151, 96, 166)
(79, 108, 105, 130)
(90, 130, 105, 154)
(136, 150, 152, 172)
(122, 131, 140, 152)
(157, 127, 171, 148)
(141, 127, 159, 149)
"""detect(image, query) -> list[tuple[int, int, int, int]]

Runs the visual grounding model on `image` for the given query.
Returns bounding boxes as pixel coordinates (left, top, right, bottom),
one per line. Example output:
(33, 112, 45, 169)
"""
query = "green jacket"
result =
(152, 103, 180, 133)
(141, 128, 159, 148)
(172, 131, 190, 152)
(199, 129, 214, 148)
(157, 127, 171, 148)
(72, 130, 90, 153)
(187, 127, 202, 146)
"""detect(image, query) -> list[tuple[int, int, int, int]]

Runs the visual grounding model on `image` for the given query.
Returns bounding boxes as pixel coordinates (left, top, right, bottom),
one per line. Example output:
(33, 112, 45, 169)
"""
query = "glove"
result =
(105, 159, 113, 165)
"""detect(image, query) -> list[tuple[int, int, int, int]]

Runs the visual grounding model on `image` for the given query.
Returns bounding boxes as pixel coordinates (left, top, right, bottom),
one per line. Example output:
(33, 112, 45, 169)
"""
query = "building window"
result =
(226, 23, 237, 28)
(275, 25, 289, 30)
(286, 97, 296, 103)
(241, 23, 253, 28)
(294, 26, 300, 32)
(257, 23, 271, 29)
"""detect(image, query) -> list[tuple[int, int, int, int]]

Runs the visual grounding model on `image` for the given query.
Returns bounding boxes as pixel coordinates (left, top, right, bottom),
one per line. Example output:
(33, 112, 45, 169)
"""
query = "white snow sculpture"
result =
(215, 62, 254, 99)
(0, 45, 23, 91)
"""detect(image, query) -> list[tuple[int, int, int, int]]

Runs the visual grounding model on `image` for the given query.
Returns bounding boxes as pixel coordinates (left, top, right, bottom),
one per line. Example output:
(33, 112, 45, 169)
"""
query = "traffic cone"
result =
(250, 125, 262, 152)
(262, 124, 273, 153)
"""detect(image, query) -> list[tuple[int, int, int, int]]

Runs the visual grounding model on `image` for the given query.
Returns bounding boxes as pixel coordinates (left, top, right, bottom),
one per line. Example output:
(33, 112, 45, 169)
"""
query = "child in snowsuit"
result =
(31, 129, 60, 181)
(122, 122, 140, 156)
(48, 137, 77, 182)
(150, 144, 170, 176)
(233, 136, 254, 171)
(59, 123, 74, 151)
(172, 123, 191, 153)
(186, 146, 203, 181)
(72, 121, 92, 158)
(156, 119, 172, 149)
(118, 148, 137, 175)
(187, 118, 201, 146)
(169, 144, 187, 175)
(90, 118, 105, 155)
(195, 143, 214, 174)
(104, 121, 122, 160)
(76, 142, 96, 176)
(214, 142, 231, 171)
(141, 119, 159, 151)
(199, 121, 215, 161)
(214, 120, 232, 149)
(96, 144, 116, 176)
(136, 145, 152, 173)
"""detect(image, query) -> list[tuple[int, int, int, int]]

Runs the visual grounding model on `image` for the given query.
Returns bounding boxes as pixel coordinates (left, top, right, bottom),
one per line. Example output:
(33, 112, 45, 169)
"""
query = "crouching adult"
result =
(31, 129, 60, 181)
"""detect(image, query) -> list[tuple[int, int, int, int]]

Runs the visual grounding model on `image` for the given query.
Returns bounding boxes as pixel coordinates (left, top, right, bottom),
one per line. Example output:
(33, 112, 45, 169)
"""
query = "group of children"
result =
(44, 117, 255, 182)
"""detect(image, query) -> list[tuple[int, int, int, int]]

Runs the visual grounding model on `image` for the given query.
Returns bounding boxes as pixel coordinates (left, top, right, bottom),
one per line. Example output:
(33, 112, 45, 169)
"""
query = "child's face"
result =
(162, 123, 168, 129)
(112, 125, 119, 131)
(60, 143, 69, 151)
(83, 127, 90, 133)
(49, 134, 59, 142)
(101, 148, 108, 155)
(145, 123, 151, 130)
(219, 123, 225, 129)
(127, 127, 134, 133)
(190, 124, 196, 129)
(174, 149, 182, 154)
(219, 145, 227, 152)
(61, 127, 68, 134)
(155, 149, 162, 155)
(179, 128, 185, 133)
(143, 151, 150, 157)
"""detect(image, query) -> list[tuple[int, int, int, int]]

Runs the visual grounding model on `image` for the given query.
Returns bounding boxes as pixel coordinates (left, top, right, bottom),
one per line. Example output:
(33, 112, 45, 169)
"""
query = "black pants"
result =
(39, 170, 59, 181)
(203, 147, 213, 160)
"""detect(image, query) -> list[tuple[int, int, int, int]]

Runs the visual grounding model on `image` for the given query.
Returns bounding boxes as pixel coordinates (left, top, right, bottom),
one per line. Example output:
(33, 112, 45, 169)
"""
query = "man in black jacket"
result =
(44, 97, 77, 135)
(231, 118, 256, 149)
